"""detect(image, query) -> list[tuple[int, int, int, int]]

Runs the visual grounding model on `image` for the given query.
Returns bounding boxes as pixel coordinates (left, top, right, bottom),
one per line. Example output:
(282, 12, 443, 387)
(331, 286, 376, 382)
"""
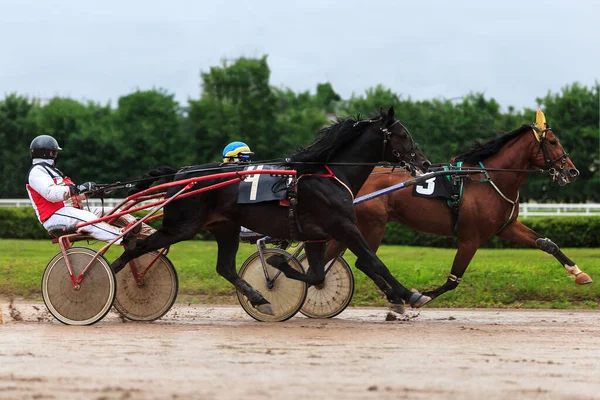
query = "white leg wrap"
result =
(564, 264, 582, 276)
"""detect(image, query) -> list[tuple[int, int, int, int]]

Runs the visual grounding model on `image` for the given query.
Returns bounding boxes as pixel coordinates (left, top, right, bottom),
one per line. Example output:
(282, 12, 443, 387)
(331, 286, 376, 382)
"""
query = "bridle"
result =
(380, 119, 421, 172)
(531, 125, 569, 183)
(351, 117, 421, 172)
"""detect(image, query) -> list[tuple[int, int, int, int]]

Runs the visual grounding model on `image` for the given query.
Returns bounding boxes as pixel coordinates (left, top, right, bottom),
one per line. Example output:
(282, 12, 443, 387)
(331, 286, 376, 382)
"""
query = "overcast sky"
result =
(1, 0, 598, 110)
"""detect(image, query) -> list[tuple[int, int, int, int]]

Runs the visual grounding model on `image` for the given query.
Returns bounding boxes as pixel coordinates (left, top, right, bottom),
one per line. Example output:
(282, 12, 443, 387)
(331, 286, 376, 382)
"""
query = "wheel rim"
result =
(42, 247, 115, 325)
(237, 249, 307, 322)
(298, 255, 354, 319)
(114, 252, 178, 321)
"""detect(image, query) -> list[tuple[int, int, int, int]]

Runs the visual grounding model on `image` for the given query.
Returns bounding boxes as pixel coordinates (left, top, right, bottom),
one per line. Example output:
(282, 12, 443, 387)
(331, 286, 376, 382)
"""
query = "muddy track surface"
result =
(0, 301, 599, 400)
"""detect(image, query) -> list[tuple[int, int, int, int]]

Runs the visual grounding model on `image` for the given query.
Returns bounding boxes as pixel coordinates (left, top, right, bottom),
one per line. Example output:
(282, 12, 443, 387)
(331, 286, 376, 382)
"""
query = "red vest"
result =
(27, 175, 75, 223)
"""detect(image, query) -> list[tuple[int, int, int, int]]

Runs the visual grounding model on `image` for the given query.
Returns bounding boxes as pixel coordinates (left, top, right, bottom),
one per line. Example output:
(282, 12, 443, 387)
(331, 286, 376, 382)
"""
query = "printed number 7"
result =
(245, 165, 264, 200)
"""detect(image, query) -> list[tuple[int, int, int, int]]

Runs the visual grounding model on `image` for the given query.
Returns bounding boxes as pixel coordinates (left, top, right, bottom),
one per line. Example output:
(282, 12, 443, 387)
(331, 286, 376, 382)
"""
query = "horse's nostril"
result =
(569, 168, 580, 178)
(423, 160, 431, 170)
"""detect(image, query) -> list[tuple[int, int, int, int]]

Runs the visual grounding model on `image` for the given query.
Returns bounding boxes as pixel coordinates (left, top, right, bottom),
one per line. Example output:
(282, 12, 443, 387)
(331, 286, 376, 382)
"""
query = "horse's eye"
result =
(549, 140, 557, 145)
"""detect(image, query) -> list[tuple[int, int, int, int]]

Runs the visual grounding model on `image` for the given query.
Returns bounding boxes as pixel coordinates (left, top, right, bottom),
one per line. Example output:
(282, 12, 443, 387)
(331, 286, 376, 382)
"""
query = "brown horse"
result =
(326, 110, 592, 306)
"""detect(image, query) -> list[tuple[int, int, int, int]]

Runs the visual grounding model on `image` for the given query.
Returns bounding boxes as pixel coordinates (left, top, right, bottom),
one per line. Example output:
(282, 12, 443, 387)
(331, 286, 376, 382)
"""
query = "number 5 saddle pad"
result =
(237, 165, 291, 204)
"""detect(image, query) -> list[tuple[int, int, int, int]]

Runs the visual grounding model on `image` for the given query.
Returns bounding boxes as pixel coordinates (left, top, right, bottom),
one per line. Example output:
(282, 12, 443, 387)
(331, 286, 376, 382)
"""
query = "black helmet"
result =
(30, 135, 62, 159)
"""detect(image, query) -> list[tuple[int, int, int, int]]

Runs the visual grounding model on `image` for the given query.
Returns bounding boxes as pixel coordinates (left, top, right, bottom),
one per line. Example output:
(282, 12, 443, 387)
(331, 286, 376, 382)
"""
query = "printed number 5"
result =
(416, 177, 436, 195)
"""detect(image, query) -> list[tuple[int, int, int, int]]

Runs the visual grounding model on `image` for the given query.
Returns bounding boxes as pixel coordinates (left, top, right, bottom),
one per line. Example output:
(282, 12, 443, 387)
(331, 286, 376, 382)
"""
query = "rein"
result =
(95, 117, 422, 195)
(430, 165, 549, 174)
(92, 160, 412, 196)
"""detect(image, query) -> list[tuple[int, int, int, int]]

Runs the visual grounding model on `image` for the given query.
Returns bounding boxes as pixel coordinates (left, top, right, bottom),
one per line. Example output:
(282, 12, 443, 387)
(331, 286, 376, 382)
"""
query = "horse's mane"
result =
(290, 115, 379, 162)
(453, 124, 532, 163)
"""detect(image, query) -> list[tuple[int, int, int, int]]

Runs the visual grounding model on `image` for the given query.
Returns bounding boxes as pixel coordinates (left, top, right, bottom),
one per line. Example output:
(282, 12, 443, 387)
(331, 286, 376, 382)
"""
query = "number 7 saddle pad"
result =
(237, 165, 291, 204)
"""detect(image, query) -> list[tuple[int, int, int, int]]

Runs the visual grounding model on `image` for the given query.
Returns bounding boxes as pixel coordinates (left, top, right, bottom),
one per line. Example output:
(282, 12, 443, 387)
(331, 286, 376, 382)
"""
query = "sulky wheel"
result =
(113, 251, 178, 322)
(42, 247, 116, 326)
(298, 254, 354, 319)
(237, 248, 307, 322)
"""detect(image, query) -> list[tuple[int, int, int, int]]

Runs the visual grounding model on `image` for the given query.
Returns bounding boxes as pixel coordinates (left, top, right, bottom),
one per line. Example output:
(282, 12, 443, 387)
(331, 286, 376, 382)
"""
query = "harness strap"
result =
(286, 176, 301, 241)
(478, 161, 519, 233)
(300, 165, 354, 200)
(333, 176, 354, 201)
(29, 162, 64, 178)
(301, 165, 335, 178)
(445, 162, 463, 236)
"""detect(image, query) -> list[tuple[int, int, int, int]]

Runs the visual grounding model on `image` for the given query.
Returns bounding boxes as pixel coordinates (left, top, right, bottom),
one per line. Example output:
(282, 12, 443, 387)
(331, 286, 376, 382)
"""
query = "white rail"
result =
(519, 203, 600, 217)
(1, 199, 599, 217)
(0, 198, 127, 209)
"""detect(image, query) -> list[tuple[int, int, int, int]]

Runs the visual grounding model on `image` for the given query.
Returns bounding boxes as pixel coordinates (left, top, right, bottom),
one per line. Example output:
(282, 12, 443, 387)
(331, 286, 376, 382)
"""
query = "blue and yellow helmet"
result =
(222, 141, 254, 162)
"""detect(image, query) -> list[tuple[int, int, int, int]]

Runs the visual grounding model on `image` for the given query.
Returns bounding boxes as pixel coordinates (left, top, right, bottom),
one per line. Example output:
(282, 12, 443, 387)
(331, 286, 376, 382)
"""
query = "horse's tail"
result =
(127, 166, 179, 196)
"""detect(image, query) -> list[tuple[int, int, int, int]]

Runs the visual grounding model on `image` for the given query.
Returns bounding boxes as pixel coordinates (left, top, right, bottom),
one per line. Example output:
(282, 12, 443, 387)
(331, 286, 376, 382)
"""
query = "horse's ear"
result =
(535, 108, 547, 130)
(387, 106, 395, 120)
(379, 106, 386, 119)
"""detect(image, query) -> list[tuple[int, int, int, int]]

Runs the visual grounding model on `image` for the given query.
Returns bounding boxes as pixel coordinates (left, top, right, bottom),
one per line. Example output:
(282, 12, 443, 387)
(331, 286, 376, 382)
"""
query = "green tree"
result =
(529, 82, 600, 202)
(1, 57, 597, 204)
(30, 98, 119, 184)
(314, 82, 341, 113)
(188, 56, 285, 162)
(273, 86, 329, 153)
(114, 89, 186, 178)
(0, 95, 40, 197)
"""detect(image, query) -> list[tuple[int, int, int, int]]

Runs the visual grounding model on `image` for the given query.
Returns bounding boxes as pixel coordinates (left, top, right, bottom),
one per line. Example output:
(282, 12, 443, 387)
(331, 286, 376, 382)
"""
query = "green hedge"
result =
(383, 216, 600, 248)
(0, 208, 50, 239)
(0, 207, 213, 241)
(0, 207, 597, 247)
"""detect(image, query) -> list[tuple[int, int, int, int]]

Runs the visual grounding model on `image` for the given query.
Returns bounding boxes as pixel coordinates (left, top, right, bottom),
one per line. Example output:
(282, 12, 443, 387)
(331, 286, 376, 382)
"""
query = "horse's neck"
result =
(329, 133, 382, 196)
(479, 135, 534, 200)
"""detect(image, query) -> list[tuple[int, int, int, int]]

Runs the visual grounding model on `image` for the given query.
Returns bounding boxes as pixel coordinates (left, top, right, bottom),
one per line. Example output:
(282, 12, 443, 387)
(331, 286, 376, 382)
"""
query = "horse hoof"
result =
(575, 272, 593, 285)
(389, 303, 405, 315)
(266, 254, 287, 267)
(256, 303, 275, 315)
(409, 292, 432, 308)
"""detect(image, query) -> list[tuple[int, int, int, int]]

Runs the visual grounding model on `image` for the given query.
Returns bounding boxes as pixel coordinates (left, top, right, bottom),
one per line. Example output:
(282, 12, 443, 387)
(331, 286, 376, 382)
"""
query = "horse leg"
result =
(212, 227, 275, 315)
(335, 223, 429, 309)
(422, 240, 480, 301)
(266, 241, 325, 285)
(497, 221, 592, 285)
(324, 213, 386, 262)
(324, 239, 347, 264)
(111, 224, 198, 273)
(302, 242, 326, 285)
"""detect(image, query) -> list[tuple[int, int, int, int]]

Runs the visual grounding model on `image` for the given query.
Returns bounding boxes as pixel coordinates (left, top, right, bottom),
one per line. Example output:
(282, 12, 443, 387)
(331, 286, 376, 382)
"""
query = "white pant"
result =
(43, 207, 125, 244)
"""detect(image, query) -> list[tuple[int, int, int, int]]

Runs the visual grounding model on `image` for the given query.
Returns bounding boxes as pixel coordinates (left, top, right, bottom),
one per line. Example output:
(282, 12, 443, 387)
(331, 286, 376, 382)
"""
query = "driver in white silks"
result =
(26, 135, 154, 248)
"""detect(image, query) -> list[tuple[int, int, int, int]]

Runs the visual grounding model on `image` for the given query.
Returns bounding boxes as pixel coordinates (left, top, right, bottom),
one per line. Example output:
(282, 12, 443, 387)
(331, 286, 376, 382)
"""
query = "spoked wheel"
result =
(298, 254, 354, 319)
(42, 247, 116, 325)
(113, 251, 178, 322)
(237, 248, 307, 322)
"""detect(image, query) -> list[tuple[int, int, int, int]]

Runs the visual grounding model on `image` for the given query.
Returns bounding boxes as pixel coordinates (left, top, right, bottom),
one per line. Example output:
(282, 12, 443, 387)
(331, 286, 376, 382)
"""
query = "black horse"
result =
(112, 107, 432, 314)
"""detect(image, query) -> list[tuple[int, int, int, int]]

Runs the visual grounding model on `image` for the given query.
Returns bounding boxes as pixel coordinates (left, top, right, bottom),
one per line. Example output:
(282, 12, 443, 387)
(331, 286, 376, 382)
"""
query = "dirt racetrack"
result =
(0, 301, 599, 400)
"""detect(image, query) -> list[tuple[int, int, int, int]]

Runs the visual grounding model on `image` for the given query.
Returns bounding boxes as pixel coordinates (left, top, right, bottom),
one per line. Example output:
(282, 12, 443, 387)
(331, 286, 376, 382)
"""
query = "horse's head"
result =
(530, 109, 579, 186)
(378, 106, 431, 173)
